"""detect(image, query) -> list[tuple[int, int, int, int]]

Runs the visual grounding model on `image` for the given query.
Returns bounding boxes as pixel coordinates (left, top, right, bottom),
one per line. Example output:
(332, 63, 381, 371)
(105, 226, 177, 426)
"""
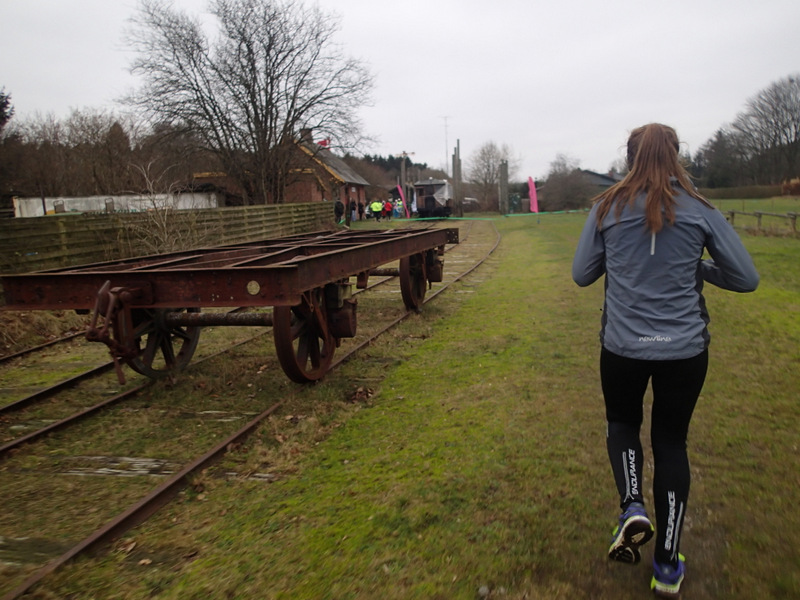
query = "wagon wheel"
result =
(117, 307, 202, 379)
(400, 253, 427, 312)
(273, 288, 335, 383)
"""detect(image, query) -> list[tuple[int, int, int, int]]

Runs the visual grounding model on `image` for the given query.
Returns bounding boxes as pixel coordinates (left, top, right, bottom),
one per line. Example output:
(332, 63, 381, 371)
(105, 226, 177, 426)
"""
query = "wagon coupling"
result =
(84, 280, 199, 383)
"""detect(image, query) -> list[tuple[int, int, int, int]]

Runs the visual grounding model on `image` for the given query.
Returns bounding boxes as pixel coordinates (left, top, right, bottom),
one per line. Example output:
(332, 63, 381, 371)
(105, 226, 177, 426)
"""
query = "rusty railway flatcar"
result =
(1, 227, 459, 383)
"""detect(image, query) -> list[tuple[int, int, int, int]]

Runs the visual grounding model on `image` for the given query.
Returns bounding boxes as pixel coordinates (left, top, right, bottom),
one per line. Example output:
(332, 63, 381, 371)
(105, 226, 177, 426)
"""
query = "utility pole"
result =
(452, 139, 462, 217)
(499, 160, 509, 215)
(441, 116, 451, 176)
(401, 154, 406, 203)
(398, 151, 415, 214)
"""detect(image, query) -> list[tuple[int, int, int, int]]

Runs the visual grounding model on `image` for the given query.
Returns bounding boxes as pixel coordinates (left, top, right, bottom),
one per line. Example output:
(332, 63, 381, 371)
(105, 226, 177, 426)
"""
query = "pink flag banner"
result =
(397, 185, 410, 218)
(528, 177, 539, 213)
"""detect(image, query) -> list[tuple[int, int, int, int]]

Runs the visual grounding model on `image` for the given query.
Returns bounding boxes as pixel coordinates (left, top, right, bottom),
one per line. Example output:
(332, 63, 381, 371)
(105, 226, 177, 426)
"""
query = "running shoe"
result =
(651, 554, 686, 598)
(608, 501, 654, 564)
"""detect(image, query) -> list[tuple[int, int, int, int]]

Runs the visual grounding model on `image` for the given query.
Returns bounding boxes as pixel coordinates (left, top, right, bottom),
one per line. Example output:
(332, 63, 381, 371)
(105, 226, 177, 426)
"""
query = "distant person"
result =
(334, 200, 344, 224)
(370, 200, 383, 222)
(383, 199, 393, 220)
(572, 123, 759, 598)
(358, 201, 365, 221)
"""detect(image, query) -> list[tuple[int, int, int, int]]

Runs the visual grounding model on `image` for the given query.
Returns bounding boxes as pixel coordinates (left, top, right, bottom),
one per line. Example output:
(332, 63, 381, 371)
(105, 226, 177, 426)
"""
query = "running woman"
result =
(572, 123, 759, 597)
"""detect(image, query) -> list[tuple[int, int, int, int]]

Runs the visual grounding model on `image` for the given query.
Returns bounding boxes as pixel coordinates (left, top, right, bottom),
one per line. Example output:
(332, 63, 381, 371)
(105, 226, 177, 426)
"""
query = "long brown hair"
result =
(594, 123, 711, 232)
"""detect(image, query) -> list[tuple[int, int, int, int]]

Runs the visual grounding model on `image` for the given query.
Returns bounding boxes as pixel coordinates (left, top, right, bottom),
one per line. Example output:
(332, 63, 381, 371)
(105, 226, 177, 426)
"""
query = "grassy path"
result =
(33, 215, 799, 599)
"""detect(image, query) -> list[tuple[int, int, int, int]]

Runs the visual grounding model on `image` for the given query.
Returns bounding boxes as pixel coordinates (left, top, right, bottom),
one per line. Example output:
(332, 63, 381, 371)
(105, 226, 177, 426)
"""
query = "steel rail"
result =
(0, 383, 149, 460)
(0, 331, 85, 365)
(0, 362, 116, 416)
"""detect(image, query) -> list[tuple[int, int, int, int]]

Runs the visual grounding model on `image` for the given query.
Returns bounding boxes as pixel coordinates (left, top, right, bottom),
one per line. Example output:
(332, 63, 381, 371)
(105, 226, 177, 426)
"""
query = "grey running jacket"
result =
(572, 185, 759, 360)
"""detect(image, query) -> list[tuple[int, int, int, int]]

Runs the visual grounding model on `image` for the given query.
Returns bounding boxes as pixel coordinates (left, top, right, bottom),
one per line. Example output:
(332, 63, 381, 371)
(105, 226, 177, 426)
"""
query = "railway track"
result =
(0, 220, 499, 599)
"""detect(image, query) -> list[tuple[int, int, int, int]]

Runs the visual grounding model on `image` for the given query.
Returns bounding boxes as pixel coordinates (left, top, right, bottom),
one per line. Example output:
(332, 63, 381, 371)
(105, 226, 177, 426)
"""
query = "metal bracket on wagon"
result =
(86, 281, 154, 383)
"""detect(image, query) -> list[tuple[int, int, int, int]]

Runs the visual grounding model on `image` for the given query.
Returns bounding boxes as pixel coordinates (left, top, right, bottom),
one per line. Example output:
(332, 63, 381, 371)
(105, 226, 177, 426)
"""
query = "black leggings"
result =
(600, 347, 708, 566)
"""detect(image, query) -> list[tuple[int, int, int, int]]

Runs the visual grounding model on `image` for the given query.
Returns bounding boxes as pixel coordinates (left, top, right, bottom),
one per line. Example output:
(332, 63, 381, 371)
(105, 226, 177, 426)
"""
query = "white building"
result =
(13, 193, 219, 218)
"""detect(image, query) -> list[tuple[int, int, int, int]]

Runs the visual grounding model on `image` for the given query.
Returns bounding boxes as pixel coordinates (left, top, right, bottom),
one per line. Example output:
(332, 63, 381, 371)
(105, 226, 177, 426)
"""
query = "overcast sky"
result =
(2, 0, 799, 180)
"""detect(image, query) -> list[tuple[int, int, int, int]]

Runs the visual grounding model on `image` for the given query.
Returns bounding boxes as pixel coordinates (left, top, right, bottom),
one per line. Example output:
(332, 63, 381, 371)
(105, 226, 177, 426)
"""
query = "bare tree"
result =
(539, 153, 594, 211)
(0, 89, 19, 204)
(115, 161, 220, 259)
(343, 155, 394, 200)
(64, 108, 136, 195)
(0, 89, 13, 135)
(465, 141, 519, 210)
(694, 128, 754, 187)
(126, 0, 373, 204)
(731, 73, 800, 183)
(4, 109, 142, 198)
(132, 122, 219, 190)
(608, 156, 628, 178)
(16, 113, 70, 199)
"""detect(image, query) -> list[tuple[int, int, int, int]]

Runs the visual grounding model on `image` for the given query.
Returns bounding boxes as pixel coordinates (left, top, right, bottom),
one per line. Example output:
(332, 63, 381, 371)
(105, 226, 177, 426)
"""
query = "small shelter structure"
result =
(413, 178, 453, 218)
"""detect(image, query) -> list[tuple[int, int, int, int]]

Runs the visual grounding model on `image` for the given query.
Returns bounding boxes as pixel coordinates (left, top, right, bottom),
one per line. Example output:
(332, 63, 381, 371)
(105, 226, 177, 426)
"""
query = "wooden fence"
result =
(0, 202, 334, 275)
(726, 210, 798, 235)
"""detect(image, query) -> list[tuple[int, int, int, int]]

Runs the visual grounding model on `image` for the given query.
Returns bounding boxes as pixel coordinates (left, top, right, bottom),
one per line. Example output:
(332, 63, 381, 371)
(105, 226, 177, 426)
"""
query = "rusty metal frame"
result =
(1, 228, 459, 311)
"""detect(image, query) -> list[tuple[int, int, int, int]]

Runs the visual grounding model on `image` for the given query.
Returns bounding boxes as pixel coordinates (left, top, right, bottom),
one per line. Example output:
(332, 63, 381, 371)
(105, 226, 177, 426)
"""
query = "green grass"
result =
(26, 214, 800, 599)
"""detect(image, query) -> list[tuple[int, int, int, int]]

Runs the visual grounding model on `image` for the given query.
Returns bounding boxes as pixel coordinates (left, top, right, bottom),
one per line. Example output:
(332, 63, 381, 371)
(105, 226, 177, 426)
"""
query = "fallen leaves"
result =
(349, 386, 375, 403)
